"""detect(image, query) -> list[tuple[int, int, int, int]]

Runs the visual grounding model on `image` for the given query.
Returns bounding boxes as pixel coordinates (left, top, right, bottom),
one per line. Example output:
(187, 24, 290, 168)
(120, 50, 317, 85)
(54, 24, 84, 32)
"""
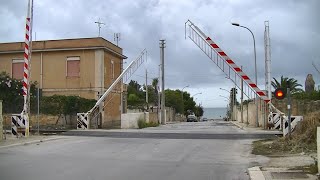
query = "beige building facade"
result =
(0, 37, 127, 128)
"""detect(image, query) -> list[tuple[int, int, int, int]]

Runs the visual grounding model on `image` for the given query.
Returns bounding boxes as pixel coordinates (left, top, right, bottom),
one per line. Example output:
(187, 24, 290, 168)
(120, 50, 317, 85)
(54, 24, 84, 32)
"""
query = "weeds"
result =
(137, 119, 159, 129)
(253, 111, 320, 155)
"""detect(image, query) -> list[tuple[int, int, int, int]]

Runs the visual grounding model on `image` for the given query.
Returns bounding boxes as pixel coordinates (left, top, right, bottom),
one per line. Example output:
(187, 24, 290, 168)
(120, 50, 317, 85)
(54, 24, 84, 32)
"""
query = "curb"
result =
(0, 136, 65, 149)
(248, 166, 265, 180)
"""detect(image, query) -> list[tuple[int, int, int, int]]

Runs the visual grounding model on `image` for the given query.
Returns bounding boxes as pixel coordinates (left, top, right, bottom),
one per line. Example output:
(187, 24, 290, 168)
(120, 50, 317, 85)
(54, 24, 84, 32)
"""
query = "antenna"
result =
(114, 33, 121, 46)
(94, 18, 105, 37)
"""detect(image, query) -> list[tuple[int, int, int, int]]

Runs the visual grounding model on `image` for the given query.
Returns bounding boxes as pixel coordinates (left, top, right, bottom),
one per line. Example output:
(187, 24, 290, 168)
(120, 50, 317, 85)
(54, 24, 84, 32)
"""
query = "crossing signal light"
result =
(274, 88, 286, 100)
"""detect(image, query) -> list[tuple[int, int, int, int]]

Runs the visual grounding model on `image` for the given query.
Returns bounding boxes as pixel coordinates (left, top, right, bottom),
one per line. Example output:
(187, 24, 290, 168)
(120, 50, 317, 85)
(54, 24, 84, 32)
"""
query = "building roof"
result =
(0, 37, 127, 59)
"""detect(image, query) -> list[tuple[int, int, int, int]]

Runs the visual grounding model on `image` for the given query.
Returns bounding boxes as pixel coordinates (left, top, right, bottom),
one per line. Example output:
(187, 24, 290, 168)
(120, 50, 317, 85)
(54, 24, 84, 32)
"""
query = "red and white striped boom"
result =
(185, 20, 270, 103)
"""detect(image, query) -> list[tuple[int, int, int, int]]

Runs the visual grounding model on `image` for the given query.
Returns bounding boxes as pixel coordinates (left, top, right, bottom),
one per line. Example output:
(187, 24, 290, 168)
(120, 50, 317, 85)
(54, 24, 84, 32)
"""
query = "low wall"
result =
(234, 100, 267, 127)
(234, 99, 320, 128)
(149, 112, 159, 124)
(2, 114, 77, 129)
(121, 112, 149, 129)
(126, 107, 176, 124)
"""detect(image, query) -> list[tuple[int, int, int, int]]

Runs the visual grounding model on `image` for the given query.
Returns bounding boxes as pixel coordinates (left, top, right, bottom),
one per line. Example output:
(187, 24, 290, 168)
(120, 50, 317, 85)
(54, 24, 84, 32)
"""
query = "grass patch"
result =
(252, 137, 317, 156)
(137, 119, 159, 129)
(252, 139, 277, 156)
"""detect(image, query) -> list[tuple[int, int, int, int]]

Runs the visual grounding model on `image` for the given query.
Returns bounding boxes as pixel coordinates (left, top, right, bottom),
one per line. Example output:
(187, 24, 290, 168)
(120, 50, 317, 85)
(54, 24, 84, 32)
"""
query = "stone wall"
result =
(271, 99, 320, 116)
(234, 98, 320, 128)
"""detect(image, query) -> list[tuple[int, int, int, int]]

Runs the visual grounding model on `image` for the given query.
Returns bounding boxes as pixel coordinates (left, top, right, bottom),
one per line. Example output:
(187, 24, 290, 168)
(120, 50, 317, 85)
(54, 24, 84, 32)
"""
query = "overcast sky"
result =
(1, 0, 319, 108)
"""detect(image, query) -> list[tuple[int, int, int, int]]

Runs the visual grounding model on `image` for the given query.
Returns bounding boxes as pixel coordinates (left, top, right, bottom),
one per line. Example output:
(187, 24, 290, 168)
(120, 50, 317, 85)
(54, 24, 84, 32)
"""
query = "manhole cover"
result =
(271, 172, 308, 179)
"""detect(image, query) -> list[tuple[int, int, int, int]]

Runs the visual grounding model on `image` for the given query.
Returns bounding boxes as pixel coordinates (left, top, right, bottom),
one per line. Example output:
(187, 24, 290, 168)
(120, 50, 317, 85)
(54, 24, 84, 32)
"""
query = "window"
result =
(111, 60, 114, 80)
(66, 57, 80, 77)
(12, 59, 24, 80)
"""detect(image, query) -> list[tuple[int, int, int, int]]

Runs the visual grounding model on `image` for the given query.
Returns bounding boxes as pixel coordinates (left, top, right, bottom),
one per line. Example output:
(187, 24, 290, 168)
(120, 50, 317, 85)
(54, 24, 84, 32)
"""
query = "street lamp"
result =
(192, 92, 202, 98)
(219, 88, 230, 93)
(181, 85, 189, 115)
(231, 22, 259, 127)
(219, 95, 229, 101)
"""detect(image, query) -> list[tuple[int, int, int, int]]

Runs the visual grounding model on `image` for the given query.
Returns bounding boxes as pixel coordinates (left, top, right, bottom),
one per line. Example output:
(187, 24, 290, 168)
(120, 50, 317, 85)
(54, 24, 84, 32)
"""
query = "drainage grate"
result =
(271, 172, 308, 179)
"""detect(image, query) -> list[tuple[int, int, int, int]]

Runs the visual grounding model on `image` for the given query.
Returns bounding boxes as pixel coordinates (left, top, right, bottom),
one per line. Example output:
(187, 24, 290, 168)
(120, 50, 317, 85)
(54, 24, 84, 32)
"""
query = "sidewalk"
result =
(0, 134, 64, 149)
(230, 121, 319, 179)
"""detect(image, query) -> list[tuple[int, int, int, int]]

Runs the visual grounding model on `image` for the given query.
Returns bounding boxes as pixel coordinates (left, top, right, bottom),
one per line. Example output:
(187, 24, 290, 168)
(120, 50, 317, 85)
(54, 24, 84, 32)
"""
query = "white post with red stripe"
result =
(22, 0, 33, 137)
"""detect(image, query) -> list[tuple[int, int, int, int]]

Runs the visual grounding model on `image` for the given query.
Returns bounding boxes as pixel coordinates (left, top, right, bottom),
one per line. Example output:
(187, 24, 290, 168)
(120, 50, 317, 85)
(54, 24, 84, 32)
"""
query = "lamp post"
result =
(192, 92, 202, 98)
(219, 88, 230, 93)
(232, 22, 259, 127)
(181, 85, 189, 117)
(219, 95, 230, 101)
(220, 96, 230, 120)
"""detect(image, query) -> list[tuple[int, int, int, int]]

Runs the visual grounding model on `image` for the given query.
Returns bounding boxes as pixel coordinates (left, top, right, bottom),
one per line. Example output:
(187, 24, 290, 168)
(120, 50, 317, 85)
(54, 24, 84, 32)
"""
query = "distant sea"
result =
(203, 107, 227, 119)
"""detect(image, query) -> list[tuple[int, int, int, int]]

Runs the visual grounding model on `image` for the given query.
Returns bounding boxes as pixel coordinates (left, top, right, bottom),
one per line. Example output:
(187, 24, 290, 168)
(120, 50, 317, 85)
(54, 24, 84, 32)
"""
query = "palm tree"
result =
(271, 76, 303, 93)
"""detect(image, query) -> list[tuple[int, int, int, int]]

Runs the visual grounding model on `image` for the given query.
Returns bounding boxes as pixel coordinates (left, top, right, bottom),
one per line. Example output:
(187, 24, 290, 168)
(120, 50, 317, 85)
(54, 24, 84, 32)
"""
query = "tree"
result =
(127, 94, 143, 107)
(165, 89, 183, 114)
(194, 105, 204, 117)
(271, 76, 303, 93)
(127, 80, 145, 108)
(0, 71, 37, 113)
(182, 92, 196, 116)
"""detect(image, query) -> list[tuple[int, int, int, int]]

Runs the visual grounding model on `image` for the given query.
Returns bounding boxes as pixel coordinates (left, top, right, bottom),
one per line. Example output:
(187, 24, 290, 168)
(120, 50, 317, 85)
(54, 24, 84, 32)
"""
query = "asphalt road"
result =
(0, 120, 270, 180)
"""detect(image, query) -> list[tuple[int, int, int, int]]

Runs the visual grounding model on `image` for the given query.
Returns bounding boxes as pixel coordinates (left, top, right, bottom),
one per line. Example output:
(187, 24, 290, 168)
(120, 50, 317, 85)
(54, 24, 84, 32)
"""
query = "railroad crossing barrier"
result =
(77, 113, 89, 130)
(11, 114, 26, 137)
(283, 116, 303, 136)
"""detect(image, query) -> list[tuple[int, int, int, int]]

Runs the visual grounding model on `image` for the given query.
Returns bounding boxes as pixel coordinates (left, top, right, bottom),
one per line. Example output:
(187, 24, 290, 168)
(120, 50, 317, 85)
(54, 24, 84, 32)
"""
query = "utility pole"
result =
(160, 39, 166, 125)
(95, 18, 105, 37)
(287, 86, 292, 137)
(241, 66, 244, 123)
(145, 69, 148, 110)
(158, 65, 161, 123)
(264, 21, 272, 100)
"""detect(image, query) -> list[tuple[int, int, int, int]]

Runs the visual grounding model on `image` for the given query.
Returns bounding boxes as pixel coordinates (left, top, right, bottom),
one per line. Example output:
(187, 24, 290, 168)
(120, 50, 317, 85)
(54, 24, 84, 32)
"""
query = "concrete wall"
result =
(149, 112, 158, 124)
(121, 112, 149, 129)
(234, 98, 320, 128)
(234, 100, 268, 127)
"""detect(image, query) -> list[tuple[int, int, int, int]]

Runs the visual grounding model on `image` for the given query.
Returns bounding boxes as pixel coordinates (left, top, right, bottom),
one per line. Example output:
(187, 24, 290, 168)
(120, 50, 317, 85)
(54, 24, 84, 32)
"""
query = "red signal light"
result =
(277, 91, 283, 97)
(274, 88, 286, 100)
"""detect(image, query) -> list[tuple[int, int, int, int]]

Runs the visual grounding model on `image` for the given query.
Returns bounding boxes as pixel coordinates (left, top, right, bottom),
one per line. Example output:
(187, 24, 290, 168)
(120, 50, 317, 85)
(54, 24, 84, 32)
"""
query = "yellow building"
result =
(0, 37, 127, 128)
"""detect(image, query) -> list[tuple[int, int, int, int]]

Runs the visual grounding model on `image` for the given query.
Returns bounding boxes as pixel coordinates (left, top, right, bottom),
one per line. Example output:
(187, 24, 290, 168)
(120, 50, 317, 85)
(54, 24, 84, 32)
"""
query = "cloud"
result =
(1, 0, 319, 107)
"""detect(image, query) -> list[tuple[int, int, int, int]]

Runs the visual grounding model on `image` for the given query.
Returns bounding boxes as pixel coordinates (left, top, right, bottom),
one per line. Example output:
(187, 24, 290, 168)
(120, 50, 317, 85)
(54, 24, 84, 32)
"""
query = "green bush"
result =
(148, 121, 159, 127)
(138, 119, 147, 129)
(40, 95, 96, 115)
(138, 119, 159, 129)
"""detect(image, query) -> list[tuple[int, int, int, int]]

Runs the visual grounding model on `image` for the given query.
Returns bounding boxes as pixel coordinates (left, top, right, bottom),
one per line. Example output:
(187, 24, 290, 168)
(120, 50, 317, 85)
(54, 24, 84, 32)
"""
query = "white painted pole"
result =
(317, 127, 320, 174)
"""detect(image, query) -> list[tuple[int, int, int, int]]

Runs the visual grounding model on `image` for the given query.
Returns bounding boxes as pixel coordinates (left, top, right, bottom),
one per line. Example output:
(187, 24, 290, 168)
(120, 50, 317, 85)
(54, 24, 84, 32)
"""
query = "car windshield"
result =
(0, 1, 319, 180)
